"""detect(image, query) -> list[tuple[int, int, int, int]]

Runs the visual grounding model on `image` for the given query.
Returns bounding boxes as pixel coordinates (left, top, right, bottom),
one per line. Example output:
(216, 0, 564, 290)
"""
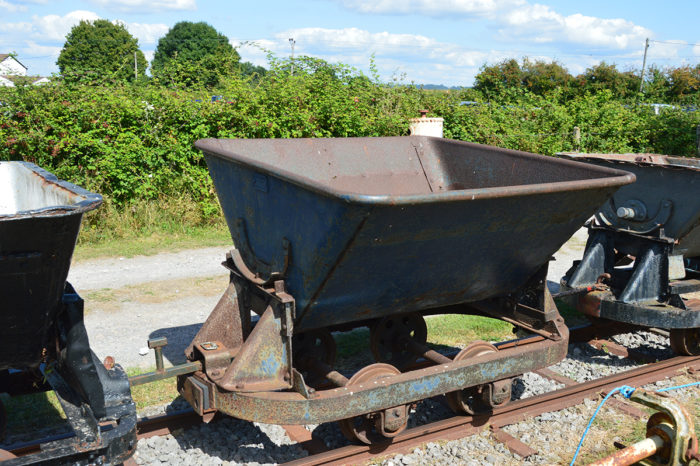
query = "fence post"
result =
(574, 126, 581, 152)
(696, 125, 700, 156)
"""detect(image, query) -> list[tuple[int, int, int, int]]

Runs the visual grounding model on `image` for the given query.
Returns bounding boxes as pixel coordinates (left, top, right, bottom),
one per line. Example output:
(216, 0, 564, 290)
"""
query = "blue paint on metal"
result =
(480, 360, 516, 380)
(408, 377, 442, 394)
(260, 353, 281, 376)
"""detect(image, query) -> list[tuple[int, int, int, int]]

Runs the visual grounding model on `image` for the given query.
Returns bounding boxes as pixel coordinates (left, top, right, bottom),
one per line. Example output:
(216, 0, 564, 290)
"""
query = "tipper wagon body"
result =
(179, 136, 634, 443)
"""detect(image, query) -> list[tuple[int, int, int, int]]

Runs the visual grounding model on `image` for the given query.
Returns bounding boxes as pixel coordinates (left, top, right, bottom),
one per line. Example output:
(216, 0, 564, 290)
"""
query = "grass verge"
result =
(74, 225, 230, 261)
(73, 197, 230, 261)
(1, 391, 66, 441)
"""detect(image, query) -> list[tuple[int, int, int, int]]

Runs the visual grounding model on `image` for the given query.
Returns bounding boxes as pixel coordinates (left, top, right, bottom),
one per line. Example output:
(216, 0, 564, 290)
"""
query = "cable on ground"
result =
(569, 380, 700, 465)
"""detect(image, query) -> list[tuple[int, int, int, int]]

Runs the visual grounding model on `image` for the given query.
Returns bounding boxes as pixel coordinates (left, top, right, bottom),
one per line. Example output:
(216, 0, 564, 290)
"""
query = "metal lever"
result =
(148, 336, 168, 372)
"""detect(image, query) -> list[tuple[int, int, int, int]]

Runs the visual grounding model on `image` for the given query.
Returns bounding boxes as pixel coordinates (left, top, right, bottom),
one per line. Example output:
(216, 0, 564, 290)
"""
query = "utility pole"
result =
(289, 38, 296, 76)
(639, 38, 649, 94)
(134, 51, 138, 80)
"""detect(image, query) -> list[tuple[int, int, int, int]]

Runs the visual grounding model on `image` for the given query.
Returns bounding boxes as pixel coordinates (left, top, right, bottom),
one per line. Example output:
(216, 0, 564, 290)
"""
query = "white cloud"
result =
(0, 0, 27, 12)
(494, 5, 651, 50)
(339, 0, 524, 17)
(15, 11, 169, 46)
(231, 39, 278, 67)
(0, 21, 33, 34)
(236, 27, 496, 85)
(125, 22, 170, 44)
(339, 0, 651, 51)
(87, 0, 196, 12)
(22, 40, 61, 57)
(647, 41, 682, 60)
(278, 27, 491, 68)
(32, 10, 100, 41)
(281, 27, 436, 52)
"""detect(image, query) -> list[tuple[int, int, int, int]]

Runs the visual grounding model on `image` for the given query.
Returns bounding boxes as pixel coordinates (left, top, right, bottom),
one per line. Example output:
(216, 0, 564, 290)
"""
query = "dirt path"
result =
(71, 232, 589, 371)
(70, 247, 232, 370)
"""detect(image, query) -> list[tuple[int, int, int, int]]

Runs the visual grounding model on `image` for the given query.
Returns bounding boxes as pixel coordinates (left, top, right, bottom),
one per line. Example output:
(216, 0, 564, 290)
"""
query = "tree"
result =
(473, 58, 574, 102)
(665, 65, 700, 102)
(237, 61, 267, 82)
(577, 62, 639, 100)
(57, 19, 147, 83)
(151, 21, 240, 88)
(473, 59, 523, 99)
(520, 59, 573, 99)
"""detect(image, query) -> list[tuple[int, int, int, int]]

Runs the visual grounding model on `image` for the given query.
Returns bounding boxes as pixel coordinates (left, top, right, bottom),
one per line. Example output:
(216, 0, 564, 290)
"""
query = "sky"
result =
(1, 0, 699, 87)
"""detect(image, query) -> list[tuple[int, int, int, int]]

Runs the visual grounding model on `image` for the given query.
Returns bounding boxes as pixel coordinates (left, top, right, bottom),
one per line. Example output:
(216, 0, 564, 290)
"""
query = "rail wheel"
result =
(445, 341, 512, 415)
(370, 313, 427, 368)
(669, 327, 700, 355)
(292, 329, 336, 383)
(338, 363, 408, 445)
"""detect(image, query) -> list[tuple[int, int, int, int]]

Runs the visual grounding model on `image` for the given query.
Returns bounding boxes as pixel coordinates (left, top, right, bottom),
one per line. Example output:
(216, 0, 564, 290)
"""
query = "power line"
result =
(650, 39, 700, 47)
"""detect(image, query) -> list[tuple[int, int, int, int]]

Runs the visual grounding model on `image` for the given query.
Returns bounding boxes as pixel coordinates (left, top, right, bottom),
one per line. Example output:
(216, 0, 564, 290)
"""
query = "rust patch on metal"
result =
(578, 291, 604, 317)
(102, 356, 115, 370)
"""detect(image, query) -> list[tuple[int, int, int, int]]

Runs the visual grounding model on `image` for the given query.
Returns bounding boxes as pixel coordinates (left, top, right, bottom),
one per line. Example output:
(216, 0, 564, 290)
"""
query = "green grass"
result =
(554, 298, 589, 327)
(426, 314, 514, 347)
(74, 224, 230, 261)
(0, 371, 181, 440)
(72, 197, 231, 261)
(126, 368, 182, 410)
(575, 412, 648, 465)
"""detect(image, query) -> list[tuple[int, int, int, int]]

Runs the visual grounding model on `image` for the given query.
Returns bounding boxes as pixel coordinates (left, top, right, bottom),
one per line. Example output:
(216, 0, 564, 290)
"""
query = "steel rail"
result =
(282, 355, 700, 466)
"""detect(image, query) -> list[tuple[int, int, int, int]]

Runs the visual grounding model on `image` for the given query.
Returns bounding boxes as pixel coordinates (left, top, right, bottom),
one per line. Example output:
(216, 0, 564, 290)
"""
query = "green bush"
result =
(1, 57, 698, 240)
(0, 61, 418, 220)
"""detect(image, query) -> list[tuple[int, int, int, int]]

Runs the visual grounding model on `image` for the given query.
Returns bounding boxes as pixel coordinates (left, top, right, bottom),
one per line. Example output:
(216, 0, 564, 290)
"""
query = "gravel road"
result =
(55, 229, 699, 465)
(70, 247, 231, 369)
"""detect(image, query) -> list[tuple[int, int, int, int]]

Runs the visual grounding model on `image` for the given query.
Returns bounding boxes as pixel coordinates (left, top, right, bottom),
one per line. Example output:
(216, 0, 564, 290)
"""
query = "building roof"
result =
(0, 54, 28, 70)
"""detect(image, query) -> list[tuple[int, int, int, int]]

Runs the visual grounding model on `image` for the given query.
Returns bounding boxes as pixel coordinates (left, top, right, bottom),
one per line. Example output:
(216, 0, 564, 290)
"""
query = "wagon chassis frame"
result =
(176, 255, 569, 426)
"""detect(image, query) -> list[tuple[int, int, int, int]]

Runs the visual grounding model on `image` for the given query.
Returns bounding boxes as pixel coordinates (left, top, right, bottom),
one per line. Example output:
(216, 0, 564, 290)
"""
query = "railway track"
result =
(281, 353, 700, 466)
(2, 331, 699, 465)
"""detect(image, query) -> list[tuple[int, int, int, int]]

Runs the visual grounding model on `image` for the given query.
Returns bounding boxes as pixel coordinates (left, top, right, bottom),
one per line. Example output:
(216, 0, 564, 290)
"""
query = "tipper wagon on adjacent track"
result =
(0, 162, 136, 465)
(559, 152, 700, 355)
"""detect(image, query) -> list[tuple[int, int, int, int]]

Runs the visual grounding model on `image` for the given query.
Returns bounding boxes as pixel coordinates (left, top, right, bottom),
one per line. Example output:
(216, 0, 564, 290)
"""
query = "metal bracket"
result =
(215, 281, 296, 392)
(194, 341, 233, 381)
(228, 217, 291, 285)
(42, 362, 101, 449)
(178, 374, 217, 416)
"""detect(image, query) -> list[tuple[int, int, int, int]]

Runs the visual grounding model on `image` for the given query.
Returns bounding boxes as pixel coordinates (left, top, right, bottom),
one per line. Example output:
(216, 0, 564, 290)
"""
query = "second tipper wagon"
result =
(170, 136, 633, 444)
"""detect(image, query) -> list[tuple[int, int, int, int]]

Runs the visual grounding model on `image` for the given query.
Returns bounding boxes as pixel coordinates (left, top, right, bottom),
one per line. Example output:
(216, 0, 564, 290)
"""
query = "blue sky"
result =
(1, 0, 699, 86)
